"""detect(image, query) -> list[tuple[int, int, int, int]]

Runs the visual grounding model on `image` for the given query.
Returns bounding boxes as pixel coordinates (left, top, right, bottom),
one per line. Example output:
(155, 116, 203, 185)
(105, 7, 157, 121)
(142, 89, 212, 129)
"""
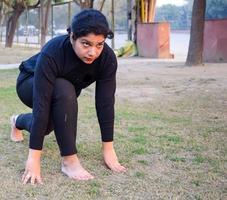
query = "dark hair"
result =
(67, 9, 114, 40)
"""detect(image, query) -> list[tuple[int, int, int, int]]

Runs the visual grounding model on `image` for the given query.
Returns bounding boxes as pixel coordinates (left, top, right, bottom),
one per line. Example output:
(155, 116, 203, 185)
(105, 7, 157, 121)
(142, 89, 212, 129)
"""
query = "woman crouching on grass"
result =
(10, 9, 126, 185)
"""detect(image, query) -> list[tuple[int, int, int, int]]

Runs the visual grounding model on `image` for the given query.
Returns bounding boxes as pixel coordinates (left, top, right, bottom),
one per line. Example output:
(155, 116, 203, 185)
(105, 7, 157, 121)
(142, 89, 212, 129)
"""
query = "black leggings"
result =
(16, 72, 78, 156)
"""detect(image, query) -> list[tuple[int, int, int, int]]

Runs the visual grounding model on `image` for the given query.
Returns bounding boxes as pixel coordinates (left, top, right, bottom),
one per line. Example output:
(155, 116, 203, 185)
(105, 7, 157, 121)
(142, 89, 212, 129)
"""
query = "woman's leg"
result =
(51, 78, 94, 180)
(15, 77, 78, 152)
(14, 76, 93, 180)
(10, 74, 33, 141)
(15, 74, 53, 131)
(13, 74, 54, 139)
(51, 78, 78, 156)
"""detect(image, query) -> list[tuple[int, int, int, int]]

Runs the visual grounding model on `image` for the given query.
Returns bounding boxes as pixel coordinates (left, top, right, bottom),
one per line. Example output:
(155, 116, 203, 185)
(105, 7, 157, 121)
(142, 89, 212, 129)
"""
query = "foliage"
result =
(14, 0, 128, 31)
(73, 0, 94, 8)
(100, 0, 127, 30)
(206, 0, 227, 19)
(155, 0, 227, 30)
(155, 3, 192, 30)
(2, 0, 39, 8)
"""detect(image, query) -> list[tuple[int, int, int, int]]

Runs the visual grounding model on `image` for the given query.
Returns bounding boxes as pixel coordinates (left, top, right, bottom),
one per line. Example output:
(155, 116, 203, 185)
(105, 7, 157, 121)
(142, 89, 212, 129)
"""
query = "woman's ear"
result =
(70, 32, 74, 44)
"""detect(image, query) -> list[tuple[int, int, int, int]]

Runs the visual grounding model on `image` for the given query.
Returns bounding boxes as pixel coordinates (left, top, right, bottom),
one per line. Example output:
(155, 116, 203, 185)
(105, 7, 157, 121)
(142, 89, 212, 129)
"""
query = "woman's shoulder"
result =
(41, 35, 70, 56)
(100, 43, 117, 63)
(103, 43, 115, 55)
(96, 43, 117, 75)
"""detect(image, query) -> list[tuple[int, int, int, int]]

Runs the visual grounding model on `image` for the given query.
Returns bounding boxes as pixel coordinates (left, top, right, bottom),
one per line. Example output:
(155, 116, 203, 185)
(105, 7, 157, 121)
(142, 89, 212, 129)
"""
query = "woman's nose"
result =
(88, 47, 96, 56)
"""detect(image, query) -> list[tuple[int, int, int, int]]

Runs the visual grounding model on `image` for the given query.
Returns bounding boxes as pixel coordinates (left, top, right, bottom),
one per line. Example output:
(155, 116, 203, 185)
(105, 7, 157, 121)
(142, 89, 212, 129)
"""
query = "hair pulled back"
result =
(67, 9, 114, 40)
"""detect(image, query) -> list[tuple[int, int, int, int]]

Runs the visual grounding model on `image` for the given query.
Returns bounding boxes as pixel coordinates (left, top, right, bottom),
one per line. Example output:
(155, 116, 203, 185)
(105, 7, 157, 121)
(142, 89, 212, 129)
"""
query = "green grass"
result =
(0, 69, 226, 199)
(131, 135, 147, 145)
(137, 160, 149, 166)
(158, 134, 182, 144)
(88, 182, 101, 196)
(135, 171, 145, 178)
(193, 154, 206, 164)
(166, 154, 186, 162)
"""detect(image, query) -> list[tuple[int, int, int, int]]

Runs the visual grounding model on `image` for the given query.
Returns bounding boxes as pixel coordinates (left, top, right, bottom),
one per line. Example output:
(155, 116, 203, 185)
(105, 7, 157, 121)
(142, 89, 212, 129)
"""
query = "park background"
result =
(0, 0, 226, 199)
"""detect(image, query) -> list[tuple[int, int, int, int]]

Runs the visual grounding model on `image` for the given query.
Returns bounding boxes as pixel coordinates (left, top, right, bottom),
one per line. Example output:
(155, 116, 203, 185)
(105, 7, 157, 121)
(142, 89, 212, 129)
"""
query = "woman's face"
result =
(71, 33, 105, 64)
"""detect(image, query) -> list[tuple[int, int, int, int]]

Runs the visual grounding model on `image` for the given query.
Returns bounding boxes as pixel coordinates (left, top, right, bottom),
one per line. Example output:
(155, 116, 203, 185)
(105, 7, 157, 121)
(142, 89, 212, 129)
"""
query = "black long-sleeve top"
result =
(19, 35, 117, 150)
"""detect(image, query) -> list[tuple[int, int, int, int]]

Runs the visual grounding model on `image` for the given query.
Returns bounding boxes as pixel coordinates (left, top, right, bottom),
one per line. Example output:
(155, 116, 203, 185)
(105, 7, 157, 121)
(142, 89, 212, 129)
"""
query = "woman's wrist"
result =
(28, 148, 42, 160)
(102, 141, 114, 151)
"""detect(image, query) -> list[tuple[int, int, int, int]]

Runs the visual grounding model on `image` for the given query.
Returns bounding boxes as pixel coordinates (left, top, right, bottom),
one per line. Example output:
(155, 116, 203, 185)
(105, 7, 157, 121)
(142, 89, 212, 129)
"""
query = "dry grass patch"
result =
(0, 61, 227, 199)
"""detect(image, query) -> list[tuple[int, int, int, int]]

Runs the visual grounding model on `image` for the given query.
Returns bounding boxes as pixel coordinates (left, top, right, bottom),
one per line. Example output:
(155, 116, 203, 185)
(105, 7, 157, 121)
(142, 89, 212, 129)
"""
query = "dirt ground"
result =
(116, 58, 227, 103)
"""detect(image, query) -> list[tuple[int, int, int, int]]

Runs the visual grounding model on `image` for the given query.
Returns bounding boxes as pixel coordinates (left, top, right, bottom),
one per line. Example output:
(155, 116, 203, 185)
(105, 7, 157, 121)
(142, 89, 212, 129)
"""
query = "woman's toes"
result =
(10, 115, 23, 142)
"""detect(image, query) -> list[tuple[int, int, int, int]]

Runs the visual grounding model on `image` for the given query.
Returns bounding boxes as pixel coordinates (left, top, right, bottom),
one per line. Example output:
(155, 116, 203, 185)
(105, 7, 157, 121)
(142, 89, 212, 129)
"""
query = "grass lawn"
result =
(0, 68, 226, 200)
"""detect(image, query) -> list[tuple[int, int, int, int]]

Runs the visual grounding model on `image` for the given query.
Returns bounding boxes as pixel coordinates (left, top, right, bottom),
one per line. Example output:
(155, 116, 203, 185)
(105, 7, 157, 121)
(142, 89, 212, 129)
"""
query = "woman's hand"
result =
(102, 142, 127, 173)
(22, 149, 43, 185)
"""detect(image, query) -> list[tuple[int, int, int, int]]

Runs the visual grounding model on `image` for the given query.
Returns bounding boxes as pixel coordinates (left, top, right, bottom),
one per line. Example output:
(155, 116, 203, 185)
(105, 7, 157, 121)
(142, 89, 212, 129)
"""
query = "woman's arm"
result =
(30, 53, 59, 150)
(22, 149, 43, 185)
(23, 53, 59, 184)
(95, 49, 126, 173)
(95, 56, 117, 142)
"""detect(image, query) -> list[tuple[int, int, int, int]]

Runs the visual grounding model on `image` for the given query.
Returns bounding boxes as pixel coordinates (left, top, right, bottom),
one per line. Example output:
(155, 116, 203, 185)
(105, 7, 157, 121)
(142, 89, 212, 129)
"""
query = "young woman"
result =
(11, 9, 126, 185)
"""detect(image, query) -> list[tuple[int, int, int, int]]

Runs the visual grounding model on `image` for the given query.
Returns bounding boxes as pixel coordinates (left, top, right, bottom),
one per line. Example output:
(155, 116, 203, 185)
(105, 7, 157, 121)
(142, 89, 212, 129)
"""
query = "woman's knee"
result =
(16, 74, 33, 108)
(53, 78, 76, 102)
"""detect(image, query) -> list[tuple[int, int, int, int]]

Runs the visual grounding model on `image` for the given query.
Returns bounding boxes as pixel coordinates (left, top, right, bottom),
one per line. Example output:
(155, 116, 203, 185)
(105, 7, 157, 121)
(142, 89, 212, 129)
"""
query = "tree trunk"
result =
(111, 0, 114, 49)
(186, 0, 206, 66)
(5, 4, 24, 47)
(40, 0, 51, 48)
(99, 0, 105, 11)
(129, 0, 139, 42)
(0, 1, 3, 25)
(127, 0, 132, 40)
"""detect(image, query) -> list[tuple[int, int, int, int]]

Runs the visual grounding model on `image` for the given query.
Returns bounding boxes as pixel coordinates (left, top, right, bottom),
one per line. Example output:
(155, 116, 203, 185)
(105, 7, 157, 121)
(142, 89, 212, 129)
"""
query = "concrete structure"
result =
(137, 22, 172, 58)
(203, 19, 227, 63)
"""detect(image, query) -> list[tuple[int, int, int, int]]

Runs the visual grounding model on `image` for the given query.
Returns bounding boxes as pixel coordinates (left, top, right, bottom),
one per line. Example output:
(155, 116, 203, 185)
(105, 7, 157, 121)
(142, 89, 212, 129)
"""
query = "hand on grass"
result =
(22, 149, 43, 185)
(102, 142, 127, 173)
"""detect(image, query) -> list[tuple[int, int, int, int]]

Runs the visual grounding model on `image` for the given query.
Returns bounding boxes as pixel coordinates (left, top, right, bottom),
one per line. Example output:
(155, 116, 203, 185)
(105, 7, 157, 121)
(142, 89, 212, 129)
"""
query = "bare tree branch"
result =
(99, 0, 105, 11)
(2, 0, 11, 8)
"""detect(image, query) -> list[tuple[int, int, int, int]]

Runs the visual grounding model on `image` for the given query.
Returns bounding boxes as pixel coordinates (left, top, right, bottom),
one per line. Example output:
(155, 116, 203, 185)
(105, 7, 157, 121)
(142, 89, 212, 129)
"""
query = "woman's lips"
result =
(84, 57, 94, 63)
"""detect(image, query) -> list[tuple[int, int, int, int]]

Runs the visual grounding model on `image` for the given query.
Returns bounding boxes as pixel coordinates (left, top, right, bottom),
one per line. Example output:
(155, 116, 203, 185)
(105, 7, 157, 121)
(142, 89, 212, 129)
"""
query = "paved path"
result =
(0, 63, 19, 69)
(0, 57, 187, 70)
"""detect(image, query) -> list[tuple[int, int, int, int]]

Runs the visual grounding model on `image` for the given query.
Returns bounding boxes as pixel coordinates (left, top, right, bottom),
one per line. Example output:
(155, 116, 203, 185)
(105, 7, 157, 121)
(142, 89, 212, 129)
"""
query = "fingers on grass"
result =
(109, 164, 127, 173)
(37, 176, 43, 185)
(22, 173, 31, 185)
(22, 171, 43, 185)
(72, 174, 94, 181)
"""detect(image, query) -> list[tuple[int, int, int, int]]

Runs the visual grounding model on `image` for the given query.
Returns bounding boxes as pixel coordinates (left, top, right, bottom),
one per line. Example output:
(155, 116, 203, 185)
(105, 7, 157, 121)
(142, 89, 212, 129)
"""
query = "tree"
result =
(0, 1, 4, 26)
(40, 0, 107, 48)
(3, 0, 66, 48)
(40, 0, 65, 47)
(3, 0, 40, 47)
(186, 0, 206, 66)
(40, 0, 51, 47)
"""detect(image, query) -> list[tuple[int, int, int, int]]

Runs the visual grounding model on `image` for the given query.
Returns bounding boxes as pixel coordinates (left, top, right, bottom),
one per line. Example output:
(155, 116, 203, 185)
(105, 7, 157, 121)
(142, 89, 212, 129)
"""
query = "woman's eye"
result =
(82, 42, 89, 47)
(97, 43, 104, 48)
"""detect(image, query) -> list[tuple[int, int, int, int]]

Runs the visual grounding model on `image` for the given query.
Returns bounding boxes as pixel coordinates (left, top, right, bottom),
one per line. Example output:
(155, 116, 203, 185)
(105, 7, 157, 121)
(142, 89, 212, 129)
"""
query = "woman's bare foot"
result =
(102, 142, 127, 173)
(10, 115, 23, 142)
(61, 154, 94, 180)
